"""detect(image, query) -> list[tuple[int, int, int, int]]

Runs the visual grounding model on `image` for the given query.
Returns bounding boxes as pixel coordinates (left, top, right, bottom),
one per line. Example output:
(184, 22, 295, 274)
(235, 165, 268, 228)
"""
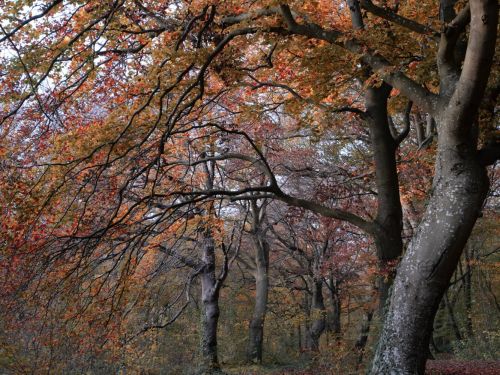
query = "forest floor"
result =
(425, 360, 500, 375)
(223, 360, 500, 374)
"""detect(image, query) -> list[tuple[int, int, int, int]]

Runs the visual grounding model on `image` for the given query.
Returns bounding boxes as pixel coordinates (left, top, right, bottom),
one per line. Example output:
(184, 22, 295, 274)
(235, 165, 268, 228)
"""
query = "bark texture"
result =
(199, 232, 222, 374)
(370, 0, 498, 372)
(366, 84, 405, 312)
(349, 2, 405, 313)
(247, 218, 269, 363)
(369, 158, 488, 374)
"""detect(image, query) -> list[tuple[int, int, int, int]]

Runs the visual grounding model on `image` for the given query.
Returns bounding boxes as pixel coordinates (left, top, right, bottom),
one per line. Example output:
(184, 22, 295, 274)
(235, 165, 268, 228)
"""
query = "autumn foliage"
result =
(0, 0, 498, 374)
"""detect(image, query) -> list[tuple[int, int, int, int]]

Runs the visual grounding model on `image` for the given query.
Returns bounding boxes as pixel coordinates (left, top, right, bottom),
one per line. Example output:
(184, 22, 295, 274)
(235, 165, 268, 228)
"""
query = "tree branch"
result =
(273, 190, 377, 236)
(395, 100, 413, 145)
(443, 0, 498, 137)
(275, 5, 439, 115)
(360, 0, 439, 38)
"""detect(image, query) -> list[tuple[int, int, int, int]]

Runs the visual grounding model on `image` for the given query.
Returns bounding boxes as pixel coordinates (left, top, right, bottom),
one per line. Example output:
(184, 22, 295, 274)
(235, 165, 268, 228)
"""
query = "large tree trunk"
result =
(370, 0, 497, 371)
(369, 154, 488, 373)
(199, 232, 222, 374)
(247, 230, 269, 363)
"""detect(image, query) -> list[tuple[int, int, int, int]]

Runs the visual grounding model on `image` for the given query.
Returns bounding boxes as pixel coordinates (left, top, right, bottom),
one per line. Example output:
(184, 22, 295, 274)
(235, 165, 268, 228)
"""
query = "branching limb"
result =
(359, 0, 439, 38)
(394, 101, 413, 145)
(275, 5, 439, 115)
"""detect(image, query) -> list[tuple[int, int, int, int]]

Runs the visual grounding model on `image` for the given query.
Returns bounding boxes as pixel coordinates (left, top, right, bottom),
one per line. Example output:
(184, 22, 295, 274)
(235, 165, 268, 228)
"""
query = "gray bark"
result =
(347, 0, 364, 30)
(198, 156, 226, 375)
(199, 232, 221, 374)
(348, 0, 405, 313)
(369, 1, 497, 372)
(416, 114, 426, 145)
(370, 158, 488, 374)
(246, 207, 269, 364)
(366, 84, 405, 313)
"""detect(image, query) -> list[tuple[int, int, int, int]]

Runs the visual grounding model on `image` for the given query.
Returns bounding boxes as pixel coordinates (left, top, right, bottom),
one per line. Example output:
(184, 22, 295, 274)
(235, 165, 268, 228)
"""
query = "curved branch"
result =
(395, 100, 413, 145)
(247, 75, 366, 118)
(276, 5, 439, 116)
(359, 0, 439, 38)
(273, 191, 377, 236)
(444, 0, 498, 136)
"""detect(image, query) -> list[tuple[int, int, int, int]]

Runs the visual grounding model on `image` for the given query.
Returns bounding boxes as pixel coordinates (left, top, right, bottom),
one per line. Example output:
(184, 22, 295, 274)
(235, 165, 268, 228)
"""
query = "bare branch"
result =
(273, 191, 377, 236)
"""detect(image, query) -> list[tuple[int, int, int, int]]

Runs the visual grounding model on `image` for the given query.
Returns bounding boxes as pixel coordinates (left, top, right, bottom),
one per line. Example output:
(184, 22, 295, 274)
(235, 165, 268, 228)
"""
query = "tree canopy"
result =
(0, 0, 498, 374)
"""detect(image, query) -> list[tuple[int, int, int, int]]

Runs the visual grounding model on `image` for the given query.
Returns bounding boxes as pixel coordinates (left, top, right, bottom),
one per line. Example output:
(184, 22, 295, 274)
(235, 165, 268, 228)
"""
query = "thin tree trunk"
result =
(327, 275, 341, 334)
(355, 309, 374, 365)
(308, 279, 326, 351)
(297, 323, 302, 352)
(444, 292, 462, 341)
(432, 300, 450, 353)
(247, 232, 269, 363)
(199, 232, 221, 374)
(302, 290, 312, 352)
(464, 247, 474, 337)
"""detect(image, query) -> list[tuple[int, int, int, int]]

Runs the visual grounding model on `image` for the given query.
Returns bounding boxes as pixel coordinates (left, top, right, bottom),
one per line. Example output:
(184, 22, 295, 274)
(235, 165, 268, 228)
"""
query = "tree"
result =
(368, 0, 498, 371)
(246, 198, 271, 364)
(1, 1, 498, 374)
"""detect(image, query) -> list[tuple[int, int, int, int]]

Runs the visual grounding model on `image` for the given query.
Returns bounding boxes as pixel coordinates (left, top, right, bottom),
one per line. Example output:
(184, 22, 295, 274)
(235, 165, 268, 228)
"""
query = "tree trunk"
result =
(348, 4, 405, 313)
(433, 300, 452, 353)
(444, 292, 462, 341)
(464, 247, 474, 337)
(308, 279, 326, 351)
(302, 290, 312, 352)
(369, 160, 487, 374)
(366, 84, 404, 313)
(247, 231, 269, 363)
(369, 0, 497, 372)
(327, 276, 341, 334)
(297, 323, 302, 352)
(200, 233, 221, 374)
(369, 108, 490, 374)
(355, 309, 374, 364)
